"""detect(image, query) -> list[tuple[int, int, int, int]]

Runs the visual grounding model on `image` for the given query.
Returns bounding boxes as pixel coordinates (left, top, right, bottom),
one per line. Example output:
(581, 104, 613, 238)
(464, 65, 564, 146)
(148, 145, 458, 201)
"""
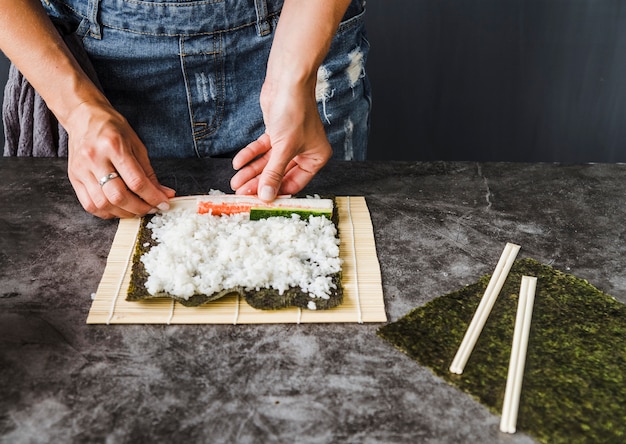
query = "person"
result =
(0, 0, 371, 219)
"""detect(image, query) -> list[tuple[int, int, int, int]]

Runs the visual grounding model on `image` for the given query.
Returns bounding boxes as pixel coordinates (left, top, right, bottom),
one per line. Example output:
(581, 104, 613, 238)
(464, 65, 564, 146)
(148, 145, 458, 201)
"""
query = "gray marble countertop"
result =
(2, 158, 625, 443)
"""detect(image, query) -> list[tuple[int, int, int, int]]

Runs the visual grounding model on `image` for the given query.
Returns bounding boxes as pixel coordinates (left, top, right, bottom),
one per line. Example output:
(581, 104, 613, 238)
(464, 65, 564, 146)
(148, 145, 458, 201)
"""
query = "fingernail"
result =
(148, 208, 158, 214)
(259, 185, 276, 202)
(157, 202, 170, 211)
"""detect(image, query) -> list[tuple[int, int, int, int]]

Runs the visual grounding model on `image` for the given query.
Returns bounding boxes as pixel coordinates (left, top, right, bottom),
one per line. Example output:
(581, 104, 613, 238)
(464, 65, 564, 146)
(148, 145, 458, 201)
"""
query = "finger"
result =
(72, 180, 110, 219)
(278, 163, 318, 196)
(73, 177, 135, 219)
(234, 177, 260, 196)
(102, 129, 172, 212)
(112, 158, 171, 213)
(232, 157, 297, 196)
(257, 150, 293, 202)
(97, 171, 156, 216)
(136, 154, 175, 197)
(277, 142, 331, 195)
(69, 167, 122, 218)
(160, 184, 177, 198)
(144, 169, 176, 198)
(230, 151, 271, 191)
(232, 133, 272, 170)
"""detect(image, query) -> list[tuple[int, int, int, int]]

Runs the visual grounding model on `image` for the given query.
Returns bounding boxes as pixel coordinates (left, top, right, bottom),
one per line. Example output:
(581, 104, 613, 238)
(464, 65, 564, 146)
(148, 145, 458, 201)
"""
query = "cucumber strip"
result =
(249, 207, 333, 221)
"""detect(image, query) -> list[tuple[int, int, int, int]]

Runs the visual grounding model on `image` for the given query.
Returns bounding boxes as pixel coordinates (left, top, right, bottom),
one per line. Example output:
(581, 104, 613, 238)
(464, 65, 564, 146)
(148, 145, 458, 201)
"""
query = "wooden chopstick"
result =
(500, 275, 537, 434)
(449, 242, 521, 374)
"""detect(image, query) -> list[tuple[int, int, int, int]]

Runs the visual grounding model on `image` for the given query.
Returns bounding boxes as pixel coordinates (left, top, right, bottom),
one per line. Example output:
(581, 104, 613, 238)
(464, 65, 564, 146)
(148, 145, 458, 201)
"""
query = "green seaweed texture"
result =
(377, 258, 626, 444)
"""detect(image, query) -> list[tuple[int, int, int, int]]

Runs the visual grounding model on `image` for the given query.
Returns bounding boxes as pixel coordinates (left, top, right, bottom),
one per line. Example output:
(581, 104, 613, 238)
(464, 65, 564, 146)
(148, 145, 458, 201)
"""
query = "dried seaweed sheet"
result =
(127, 205, 343, 310)
(377, 258, 626, 444)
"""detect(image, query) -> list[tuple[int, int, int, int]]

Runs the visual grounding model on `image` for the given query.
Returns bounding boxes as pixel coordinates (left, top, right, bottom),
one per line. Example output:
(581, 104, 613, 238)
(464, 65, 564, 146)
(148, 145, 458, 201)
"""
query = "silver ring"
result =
(98, 172, 120, 187)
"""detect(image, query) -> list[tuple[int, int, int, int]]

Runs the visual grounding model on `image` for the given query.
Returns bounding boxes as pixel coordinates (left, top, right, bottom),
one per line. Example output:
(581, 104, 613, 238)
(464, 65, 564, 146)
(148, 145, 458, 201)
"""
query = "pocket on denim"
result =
(180, 35, 225, 139)
(337, 2, 367, 35)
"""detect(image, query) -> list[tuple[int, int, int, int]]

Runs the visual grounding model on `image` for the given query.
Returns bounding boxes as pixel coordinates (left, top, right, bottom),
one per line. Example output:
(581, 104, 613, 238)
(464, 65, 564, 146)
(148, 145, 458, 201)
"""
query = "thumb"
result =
(258, 153, 290, 202)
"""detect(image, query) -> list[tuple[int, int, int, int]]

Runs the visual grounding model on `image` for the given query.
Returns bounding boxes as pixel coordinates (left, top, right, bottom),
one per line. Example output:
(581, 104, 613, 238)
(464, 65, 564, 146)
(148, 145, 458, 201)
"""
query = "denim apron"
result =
(41, 0, 371, 160)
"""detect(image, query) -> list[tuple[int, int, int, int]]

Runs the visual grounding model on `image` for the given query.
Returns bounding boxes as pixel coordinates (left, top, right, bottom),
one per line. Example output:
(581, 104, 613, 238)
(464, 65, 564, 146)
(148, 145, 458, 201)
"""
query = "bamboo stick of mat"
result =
(449, 242, 521, 374)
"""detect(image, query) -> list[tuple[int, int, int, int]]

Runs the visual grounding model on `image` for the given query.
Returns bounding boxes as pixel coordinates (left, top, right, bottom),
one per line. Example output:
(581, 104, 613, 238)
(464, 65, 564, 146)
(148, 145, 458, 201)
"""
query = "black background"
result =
(364, 0, 626, 162)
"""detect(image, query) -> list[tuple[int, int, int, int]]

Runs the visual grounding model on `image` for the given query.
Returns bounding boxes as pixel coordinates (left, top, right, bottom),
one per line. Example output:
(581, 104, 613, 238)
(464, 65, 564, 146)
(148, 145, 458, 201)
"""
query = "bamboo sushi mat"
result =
(87, 196, 387, 324)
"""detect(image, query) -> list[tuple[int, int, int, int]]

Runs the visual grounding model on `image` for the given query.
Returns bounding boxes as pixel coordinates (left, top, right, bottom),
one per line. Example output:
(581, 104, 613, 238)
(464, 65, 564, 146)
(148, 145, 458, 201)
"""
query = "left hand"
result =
(230, 79, 332, 202)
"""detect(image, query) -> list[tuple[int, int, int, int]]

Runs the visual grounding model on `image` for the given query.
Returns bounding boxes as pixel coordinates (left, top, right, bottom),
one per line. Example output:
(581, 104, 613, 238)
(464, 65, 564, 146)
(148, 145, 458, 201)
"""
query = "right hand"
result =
(65, 100, 175, 219)
(230, 79, 332, 202)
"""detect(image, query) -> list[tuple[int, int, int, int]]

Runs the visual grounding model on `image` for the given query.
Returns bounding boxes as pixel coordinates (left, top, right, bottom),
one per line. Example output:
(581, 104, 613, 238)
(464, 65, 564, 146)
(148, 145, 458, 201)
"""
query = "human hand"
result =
(230, 80, 332, 201)
(65, 101, 175, 219)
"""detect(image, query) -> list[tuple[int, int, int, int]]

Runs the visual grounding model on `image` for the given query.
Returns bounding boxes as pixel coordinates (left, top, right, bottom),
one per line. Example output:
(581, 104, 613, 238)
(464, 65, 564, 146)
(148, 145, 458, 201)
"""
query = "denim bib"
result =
(42, 0, 370, 160)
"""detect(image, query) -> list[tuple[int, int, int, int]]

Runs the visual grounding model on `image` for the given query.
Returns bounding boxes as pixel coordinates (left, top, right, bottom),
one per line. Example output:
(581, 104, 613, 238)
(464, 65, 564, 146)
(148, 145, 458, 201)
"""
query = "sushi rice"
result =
(141, 207, 342, 301)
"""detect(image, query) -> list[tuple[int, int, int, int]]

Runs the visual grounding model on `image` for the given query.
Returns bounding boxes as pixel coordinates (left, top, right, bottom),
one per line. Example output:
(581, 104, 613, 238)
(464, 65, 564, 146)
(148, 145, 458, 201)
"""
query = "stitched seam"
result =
(96, 12, 279, 38)
(58, 3, 86, 20)
(213, 34, 226, 139)
(179, 37, 201, 157)
(336, 7, 366, 34)
(58, 3, 279, 38)
(121, 0, 223, 7)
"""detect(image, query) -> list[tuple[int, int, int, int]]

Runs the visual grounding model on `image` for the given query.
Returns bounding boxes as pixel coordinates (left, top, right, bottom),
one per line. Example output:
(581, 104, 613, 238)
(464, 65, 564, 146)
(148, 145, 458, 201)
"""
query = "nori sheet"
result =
(377, 258, 626, 444)
(126, 200, 343, 310)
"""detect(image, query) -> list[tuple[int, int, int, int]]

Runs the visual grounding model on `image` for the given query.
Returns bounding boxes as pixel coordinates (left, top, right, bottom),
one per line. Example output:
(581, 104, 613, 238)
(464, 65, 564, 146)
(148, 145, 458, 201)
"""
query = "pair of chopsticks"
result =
(449, 242, 537, 434)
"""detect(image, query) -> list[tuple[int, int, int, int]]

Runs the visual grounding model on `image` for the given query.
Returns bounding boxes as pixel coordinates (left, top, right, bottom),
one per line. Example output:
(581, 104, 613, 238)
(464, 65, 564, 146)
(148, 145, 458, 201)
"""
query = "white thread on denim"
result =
(196, 72, 211, 103)
(315, 65, 334, 124)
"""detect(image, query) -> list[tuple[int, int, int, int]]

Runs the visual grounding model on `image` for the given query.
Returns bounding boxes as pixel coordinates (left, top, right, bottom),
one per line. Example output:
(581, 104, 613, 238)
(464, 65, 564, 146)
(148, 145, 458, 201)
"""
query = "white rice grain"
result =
(141, 209, 341, 300)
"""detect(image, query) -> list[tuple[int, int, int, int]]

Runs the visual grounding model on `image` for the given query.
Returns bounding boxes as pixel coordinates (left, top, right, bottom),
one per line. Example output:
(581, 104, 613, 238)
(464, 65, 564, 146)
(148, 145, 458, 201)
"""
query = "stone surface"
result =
(2, 158, 626, 443)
